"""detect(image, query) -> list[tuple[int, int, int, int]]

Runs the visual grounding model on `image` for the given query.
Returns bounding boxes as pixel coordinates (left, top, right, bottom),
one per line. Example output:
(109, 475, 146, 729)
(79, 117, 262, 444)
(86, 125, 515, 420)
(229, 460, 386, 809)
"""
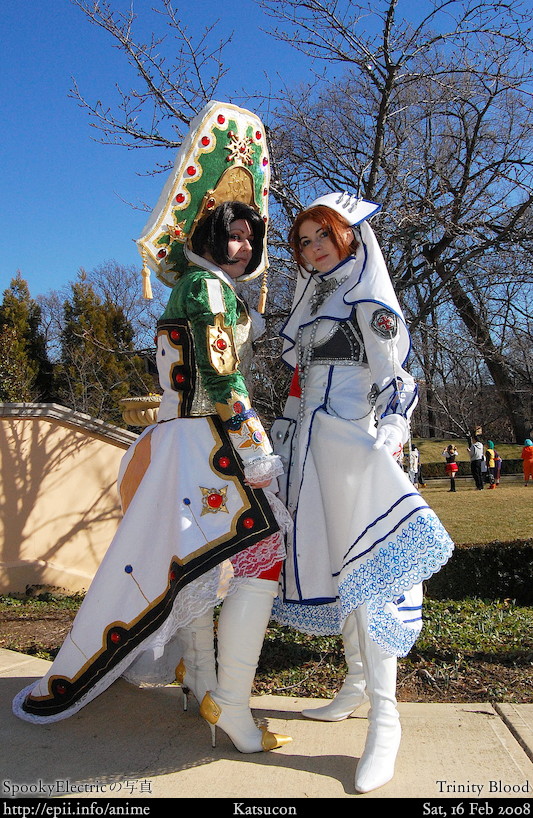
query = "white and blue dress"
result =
(271, 221, 453, 656)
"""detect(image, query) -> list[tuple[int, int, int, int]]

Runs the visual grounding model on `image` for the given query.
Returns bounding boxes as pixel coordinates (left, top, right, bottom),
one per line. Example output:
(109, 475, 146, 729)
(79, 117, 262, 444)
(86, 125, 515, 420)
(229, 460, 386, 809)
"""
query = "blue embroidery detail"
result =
(365, 599, 421, 656)
(338, 513, 453, 617)
(272, 597, 341, 634)
(271, 511, 453, 657)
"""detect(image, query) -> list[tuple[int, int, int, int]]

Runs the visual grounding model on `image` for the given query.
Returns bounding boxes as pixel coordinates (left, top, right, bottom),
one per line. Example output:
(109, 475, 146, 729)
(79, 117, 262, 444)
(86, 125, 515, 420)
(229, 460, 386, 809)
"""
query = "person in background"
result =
(521, 439, 533, 486)
(442, 444, 459, 492)
(408, 442, 421, 488)
(485, 441, 496, 488)
(417, 454, 427, 488)
(494, 448, 503, 485)
(466, 433, 485, 490)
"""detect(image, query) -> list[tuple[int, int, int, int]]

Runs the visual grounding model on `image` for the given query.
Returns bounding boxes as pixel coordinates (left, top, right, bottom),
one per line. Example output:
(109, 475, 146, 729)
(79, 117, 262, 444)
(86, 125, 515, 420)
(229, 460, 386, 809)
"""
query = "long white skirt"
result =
(272, 365, 454, 656)
(13, 415, 286, 724)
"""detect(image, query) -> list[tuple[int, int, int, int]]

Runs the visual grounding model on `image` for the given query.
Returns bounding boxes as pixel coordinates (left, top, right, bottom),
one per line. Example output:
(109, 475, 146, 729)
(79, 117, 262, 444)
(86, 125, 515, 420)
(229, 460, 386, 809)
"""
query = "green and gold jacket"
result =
(156, 266, 276, 472)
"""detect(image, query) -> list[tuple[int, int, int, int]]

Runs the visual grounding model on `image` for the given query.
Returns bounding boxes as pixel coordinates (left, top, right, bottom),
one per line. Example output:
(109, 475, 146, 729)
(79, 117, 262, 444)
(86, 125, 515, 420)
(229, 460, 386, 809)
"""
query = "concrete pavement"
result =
(1, 649, 532, 804)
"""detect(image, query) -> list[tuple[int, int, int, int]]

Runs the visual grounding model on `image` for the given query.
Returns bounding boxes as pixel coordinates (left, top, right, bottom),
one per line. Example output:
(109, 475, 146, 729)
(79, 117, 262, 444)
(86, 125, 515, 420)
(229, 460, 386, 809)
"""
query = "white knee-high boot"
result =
(200, 578, 292, 753)
(175, 608, 217, 710)
(301, 610, 368, 721)
(353, 605, 401, 794)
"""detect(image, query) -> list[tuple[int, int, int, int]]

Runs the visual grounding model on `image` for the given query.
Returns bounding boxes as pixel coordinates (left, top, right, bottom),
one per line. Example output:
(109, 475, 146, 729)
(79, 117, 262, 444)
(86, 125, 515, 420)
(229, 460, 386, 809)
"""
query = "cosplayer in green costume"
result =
(13, 102, 292, 755)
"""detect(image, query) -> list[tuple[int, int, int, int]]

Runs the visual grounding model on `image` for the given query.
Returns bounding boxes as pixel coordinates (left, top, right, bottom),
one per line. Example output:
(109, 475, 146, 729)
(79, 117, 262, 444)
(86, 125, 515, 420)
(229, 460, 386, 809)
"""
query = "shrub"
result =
(425, 539, 533, 605)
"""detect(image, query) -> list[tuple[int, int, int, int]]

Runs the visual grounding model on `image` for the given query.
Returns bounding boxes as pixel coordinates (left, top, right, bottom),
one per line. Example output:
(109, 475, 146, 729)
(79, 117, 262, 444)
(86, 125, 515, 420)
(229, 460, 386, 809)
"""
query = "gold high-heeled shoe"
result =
(200, 692, 292, 753)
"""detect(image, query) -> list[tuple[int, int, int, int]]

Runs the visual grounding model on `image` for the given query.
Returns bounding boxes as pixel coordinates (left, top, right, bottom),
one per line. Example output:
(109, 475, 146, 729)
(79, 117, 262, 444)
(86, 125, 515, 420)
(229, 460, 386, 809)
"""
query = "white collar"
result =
(184, 248, 237, 290)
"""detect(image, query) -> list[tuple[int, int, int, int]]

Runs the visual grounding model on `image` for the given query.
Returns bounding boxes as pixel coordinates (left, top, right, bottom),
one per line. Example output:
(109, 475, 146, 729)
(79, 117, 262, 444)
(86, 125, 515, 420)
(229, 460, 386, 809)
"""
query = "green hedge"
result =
(425, 539, 533, 605)
(420, 458, 523, 479)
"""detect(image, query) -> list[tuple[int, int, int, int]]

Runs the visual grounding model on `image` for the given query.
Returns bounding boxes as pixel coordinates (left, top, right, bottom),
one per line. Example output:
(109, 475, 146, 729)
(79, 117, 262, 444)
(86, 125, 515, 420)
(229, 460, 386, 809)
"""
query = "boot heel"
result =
(175, 659, 190, 712)
(200, 692, 219, 748)
(205, 579, 292, 754)
(182, 686, 190, 711)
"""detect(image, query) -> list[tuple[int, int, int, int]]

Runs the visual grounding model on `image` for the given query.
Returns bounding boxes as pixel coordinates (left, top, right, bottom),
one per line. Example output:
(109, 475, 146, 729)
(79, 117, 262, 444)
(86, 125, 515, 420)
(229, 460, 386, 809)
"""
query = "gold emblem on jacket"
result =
(207, 314, 239, 375)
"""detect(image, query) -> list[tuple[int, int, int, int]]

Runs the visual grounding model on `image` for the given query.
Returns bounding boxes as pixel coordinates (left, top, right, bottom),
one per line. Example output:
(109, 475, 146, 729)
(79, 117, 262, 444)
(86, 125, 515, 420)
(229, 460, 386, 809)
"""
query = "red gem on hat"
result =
(170, 330, 181, 341)
(243, 517, 254, 529)
(186, 165, 196, 176)
(175, 373, 185, 384)
(217, 114, 226, 124)
(201, 136, 210, 146)
(157, 249, 167, 259)
(110, 631, 122, 644)
(218, 456, 230, 469)
(175, 193, 185, 203)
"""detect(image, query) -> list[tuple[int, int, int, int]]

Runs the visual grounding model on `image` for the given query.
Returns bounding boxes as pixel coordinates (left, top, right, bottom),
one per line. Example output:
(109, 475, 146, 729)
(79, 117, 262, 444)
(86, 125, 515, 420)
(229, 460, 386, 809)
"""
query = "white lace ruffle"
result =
(122, 564, 232, 687)
(244, 454, 284, 485)
(264, 489, 293, 535)
(12, 634, 162, 725)
(123, 530, 284, 687)
(122, 515, 286, 687)
(232, 530, 286, 576)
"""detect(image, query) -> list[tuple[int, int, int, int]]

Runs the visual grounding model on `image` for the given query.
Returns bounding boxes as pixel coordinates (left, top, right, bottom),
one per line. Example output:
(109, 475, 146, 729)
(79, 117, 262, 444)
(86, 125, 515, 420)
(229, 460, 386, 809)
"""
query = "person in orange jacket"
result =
(521, 439, 533, 486)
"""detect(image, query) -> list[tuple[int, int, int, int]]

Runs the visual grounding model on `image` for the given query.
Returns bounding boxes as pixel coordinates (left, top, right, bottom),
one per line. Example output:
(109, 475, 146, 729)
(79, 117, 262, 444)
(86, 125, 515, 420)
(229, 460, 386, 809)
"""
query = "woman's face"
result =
(298, 218, 346, 273)
(219, 219, 254, 279)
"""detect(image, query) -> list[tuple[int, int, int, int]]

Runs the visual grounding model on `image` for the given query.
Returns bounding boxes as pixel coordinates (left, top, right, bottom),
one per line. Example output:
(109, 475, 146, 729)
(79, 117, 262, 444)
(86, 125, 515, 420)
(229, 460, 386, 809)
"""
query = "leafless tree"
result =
(259, 0, 533, 440)
(69, 0, 232, 162)
(67, 0, 533, 439)
(38, 261, 167, 359)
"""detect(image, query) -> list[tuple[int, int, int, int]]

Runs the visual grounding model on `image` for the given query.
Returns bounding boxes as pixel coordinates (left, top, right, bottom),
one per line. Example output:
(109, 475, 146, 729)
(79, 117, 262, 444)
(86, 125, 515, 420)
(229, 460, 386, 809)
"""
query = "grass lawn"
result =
(419, 480, 533, 544)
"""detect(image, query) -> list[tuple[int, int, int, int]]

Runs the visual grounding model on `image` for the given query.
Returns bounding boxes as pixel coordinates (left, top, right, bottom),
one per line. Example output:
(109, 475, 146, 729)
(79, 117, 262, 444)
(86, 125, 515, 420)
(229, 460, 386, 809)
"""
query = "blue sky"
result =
(0, 0, 308, 299)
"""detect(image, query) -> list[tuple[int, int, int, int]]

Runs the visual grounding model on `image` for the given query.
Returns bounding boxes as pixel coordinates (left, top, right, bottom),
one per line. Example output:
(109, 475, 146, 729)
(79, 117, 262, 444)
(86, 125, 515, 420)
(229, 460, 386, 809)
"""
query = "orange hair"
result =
(288, 205, 359, 270)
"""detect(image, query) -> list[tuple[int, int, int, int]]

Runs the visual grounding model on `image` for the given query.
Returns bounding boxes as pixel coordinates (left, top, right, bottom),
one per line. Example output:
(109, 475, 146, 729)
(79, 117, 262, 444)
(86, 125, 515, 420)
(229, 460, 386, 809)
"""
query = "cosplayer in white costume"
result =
(271, 192, 454, 791)
(13, 102, 292, 755)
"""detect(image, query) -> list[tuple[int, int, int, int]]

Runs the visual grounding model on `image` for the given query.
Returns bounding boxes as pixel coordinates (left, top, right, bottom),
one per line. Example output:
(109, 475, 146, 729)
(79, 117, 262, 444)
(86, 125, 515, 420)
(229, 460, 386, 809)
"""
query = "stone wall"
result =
(0, 404, 137, 594)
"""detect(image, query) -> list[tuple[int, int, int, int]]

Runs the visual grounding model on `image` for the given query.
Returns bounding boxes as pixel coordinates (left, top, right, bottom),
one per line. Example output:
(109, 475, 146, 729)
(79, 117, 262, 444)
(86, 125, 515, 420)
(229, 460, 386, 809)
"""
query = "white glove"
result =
(373, 415, 408, 460)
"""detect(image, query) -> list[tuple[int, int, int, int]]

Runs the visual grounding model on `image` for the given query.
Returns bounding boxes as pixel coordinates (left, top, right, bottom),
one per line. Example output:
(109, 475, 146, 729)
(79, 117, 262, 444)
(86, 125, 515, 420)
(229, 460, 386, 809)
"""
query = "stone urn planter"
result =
(119, 394, 162, 427)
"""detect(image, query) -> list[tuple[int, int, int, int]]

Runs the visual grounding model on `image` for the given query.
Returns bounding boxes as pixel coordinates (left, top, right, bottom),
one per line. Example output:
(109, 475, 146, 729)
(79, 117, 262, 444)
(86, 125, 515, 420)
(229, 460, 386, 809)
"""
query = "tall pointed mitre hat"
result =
(137, 101, 271, 300)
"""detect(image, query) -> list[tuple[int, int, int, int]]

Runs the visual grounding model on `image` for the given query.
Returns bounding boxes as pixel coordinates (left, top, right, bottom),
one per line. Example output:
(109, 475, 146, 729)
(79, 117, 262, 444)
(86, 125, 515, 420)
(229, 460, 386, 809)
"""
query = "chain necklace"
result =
(296, 321, 319, 427)
(309, 275, 349, 315)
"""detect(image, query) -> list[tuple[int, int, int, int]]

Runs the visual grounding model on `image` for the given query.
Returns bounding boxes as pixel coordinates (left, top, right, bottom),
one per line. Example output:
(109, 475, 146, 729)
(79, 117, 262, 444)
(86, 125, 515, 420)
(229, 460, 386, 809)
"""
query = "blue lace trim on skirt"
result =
(272, 510, 453, 656)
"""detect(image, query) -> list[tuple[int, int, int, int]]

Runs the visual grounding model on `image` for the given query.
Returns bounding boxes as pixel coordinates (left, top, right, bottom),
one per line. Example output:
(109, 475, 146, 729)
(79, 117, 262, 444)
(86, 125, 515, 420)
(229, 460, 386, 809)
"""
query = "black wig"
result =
(191, 201, 265, 274)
